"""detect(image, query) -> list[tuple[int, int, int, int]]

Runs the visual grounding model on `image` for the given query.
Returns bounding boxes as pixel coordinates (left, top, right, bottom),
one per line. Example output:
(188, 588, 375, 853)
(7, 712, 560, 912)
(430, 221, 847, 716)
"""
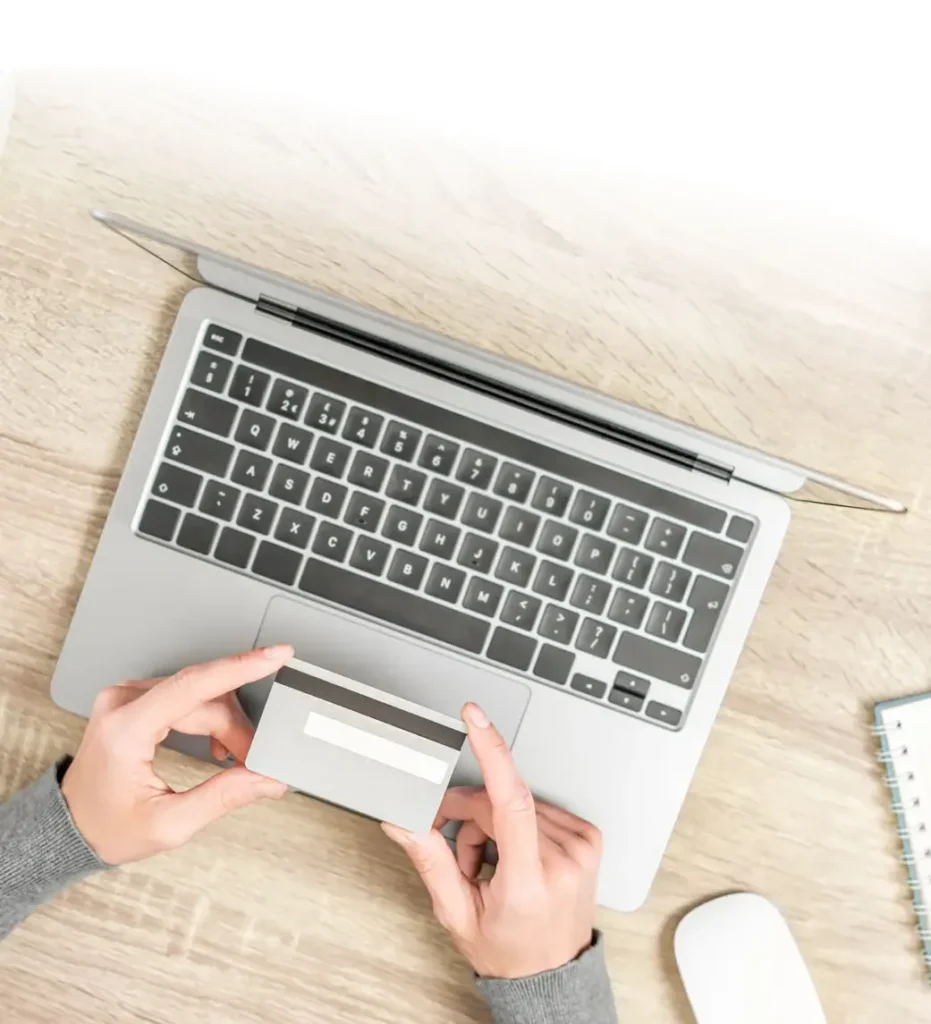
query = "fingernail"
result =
(256, 779, 288, 799)
(381, 822, 416, 845)
(464, 703, 490, 728)
(261, 643, 293, 660)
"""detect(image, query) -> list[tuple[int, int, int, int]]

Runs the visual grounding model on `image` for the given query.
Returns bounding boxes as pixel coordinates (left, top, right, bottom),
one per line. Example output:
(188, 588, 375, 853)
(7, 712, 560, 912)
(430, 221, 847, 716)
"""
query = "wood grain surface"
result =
(1, 71, 930, 1023)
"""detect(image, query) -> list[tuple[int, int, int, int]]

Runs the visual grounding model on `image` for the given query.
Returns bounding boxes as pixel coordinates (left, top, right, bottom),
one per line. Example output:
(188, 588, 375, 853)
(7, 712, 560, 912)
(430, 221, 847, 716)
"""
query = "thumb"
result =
(161, 766, 286, 845)
(382, 824, 474, 933)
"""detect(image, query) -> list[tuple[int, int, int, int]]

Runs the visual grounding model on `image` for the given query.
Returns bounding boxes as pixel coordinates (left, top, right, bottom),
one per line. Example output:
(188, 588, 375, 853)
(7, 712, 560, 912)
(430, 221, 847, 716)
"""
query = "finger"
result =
(173, 694, 256, 763)
(209, 737, 230, 763)
(535, 803, 603, 862)
(382, 824, 475, 934)
(461, 704, 539, 880)
(455, 819, 490, 880)
(124, 645, 292, 737)
(156, 765, 286, 847)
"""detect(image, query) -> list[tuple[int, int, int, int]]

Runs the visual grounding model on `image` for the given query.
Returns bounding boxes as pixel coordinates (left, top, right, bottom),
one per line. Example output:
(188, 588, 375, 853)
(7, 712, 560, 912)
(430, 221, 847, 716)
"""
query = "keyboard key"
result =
(165, 427, 234, 477)
(237, 494, 278, 535)
(190, 351, 232, 393)
(537, 605, 579, 645)
(350, 535, 391, 576)
(235, 408, 276, 450)
(570, 674, 607, 699)
(682, 532, 743, 580)
(493, 463, 535, 503)
(177, 512, 218, 554)
(312, 521, 353, 562)
(495, 546, 537, 588)
(199, 481, 240, 521)
(568, 490, 610, 531)
(311, 437, 352, 478)
(574, 534, 616, 574)
(267, 379, 308, 420)
(612, 632, 701, 689)
(650, 562, 691, 602)
(387, 549, 428, 589)
(613, 671, 650, 698)
(607, 588, 649, 628)
(645, 602, 687, 643)
(611, 548, 653, 588)
(457, 533, 498, 574)
(531, 476, 573, 517)
(536, 520, 578, 561)
(424, 479, 465, 519)
(306, 394, 347, 433)
(487, 626, 537, 671)
(645, 701, 682, 727)
(499, 507, 541, 547)
(684, 575, 730, 652)
(501, 592, 542, 631)
(348, 450, 389, 492)
(269, 465, 310, 505)
(381, 421, 422, 461)
(570, 575, 611, 615)
(608, 689, 644, 713)
(272, 423, 314, 465)
(231, 450, 273, 491)
(203, 324, 242, 356)
(575, 619, 617, 659)
(307, 478, 348, 518)
(138, 499, 180, 541)
(644, 518, 687, 558)
(344, 492, 385, 532)
(461, 493, 503, 534)
(242, 338, 728, 531)
(420, 520, 461, 559)
(425, 564, 466, 603)
(178, 388, 238, 437)
(533, 645, 575, 685)
(214, 526, 255, 568)
(385, 465, 427, 505)
(419, 435, 460, 475)
(298, 557, 490, 653)
(462, 578, 504, 617)
(607, 504, 649, 544)
(228, 365, 270, 406)
(343, 407, 384, 447)
(726, 516, 754, 543)
(532, 560, 574, 601)
(274, 507, 316, 549)
(152, 462, 202, 507)
(382, 505, 423, 546)
(456, 448, 497, 489)
(252, 540, 303, 586)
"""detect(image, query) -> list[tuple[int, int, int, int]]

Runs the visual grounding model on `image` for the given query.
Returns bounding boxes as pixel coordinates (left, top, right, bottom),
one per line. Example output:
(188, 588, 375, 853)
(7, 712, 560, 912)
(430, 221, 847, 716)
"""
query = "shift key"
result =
(165, 426, 234, 477)
(612, 632, 702, 690)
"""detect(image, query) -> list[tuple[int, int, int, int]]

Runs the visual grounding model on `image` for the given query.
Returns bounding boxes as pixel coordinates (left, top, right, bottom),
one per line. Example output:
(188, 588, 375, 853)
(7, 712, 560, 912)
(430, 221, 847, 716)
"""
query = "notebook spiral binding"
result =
(875, 715, 931, 981)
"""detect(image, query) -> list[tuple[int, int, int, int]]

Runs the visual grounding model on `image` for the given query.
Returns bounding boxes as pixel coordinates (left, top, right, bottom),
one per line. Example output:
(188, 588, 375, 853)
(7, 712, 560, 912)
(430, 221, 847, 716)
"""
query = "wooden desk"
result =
(1, 72, 929, 1023)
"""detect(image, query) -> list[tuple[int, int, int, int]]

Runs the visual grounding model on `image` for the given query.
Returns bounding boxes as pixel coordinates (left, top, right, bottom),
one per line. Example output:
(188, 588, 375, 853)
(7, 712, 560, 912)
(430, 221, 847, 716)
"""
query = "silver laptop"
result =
(50, 211, 904, 911)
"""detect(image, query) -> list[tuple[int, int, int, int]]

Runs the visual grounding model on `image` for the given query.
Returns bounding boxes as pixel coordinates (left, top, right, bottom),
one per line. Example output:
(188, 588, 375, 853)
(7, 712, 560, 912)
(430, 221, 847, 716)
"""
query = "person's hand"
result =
(382, 703, 601, 978)
(61, 645, 293, 865)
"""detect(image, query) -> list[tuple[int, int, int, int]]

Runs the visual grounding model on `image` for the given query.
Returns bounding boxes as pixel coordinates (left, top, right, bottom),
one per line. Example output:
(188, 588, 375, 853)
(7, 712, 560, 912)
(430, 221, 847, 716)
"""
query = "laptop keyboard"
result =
(137, 322, 757, 730)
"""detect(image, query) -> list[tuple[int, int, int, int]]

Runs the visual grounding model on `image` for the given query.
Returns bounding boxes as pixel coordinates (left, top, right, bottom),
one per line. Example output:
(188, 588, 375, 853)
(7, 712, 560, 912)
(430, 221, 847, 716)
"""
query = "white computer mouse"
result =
(674, 893, 827, 1024)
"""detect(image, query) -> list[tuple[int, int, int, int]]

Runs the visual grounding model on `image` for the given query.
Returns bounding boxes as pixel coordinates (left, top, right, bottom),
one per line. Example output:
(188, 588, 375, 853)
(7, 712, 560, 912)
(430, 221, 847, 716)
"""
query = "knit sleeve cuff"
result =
(0, 756, 106, 937)
(475, 931, 618, 1024)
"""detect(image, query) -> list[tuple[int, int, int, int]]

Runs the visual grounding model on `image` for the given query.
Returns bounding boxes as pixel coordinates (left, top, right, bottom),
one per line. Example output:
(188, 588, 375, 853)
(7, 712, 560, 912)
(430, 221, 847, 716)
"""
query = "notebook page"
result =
(878, 695, 931, 950)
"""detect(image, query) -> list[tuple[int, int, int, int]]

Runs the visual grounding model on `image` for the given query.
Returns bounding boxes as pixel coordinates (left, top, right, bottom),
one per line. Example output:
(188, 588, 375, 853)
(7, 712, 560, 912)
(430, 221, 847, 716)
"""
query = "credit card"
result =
(245, 657, 467, 832)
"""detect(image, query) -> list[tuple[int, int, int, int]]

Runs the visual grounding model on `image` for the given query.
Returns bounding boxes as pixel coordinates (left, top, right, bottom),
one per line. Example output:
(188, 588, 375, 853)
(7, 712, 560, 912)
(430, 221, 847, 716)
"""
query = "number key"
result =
(456, 448, 497, 488)
(493, 463, 535, 503)
(306, 394, 346, 433)
(267, 379, 308, 420)
(381, 421, 422, 461)
(419, 435, 459, 475)
(228, 366, 270, 407)
(343, 407, 384, 447)
(531, 477, 573, 517)
(569, 490, 611, 530)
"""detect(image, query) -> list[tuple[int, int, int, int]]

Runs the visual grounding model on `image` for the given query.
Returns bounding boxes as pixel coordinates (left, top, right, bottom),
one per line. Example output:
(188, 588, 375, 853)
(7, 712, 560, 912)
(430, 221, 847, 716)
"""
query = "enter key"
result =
(683, 575, 731, 653)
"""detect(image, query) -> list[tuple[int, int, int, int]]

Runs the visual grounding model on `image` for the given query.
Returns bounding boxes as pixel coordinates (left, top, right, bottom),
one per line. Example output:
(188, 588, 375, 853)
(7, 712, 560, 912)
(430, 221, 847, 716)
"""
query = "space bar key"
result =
(297, 558, 490, 655)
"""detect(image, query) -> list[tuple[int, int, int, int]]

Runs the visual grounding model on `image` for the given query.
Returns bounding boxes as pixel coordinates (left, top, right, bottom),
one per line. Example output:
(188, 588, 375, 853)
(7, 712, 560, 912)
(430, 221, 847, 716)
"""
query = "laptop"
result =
(50, 211, 905, 911)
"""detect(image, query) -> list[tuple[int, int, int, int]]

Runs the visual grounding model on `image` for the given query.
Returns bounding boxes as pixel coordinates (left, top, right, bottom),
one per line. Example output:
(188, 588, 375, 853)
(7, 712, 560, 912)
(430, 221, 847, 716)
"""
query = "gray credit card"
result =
(245, 657, 467, 832)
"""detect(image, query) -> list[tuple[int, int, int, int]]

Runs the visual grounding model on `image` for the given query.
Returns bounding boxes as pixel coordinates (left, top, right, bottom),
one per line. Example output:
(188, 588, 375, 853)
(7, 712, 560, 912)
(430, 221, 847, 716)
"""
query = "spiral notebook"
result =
(875, 692, 931, 980)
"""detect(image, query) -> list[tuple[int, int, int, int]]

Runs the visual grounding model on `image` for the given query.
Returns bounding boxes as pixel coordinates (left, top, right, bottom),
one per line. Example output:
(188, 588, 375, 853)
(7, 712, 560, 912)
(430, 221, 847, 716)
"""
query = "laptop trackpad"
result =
(240, 596, 532, 788)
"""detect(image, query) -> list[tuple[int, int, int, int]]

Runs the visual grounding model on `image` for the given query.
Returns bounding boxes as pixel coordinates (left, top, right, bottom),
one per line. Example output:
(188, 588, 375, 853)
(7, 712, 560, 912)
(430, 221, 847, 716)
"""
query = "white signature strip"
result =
(304, 711, 448, 784)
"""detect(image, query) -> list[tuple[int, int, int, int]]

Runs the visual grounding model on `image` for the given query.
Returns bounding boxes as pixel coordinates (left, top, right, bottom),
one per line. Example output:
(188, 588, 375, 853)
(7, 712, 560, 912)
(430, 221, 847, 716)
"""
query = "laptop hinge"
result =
(256, 294, 733, 482)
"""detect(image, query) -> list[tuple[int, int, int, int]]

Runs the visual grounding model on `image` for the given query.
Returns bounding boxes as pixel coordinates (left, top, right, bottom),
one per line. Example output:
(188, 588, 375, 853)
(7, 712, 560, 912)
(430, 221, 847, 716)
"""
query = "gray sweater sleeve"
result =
(0, 756, 106, 939)
(476, 932, 618, 1024)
